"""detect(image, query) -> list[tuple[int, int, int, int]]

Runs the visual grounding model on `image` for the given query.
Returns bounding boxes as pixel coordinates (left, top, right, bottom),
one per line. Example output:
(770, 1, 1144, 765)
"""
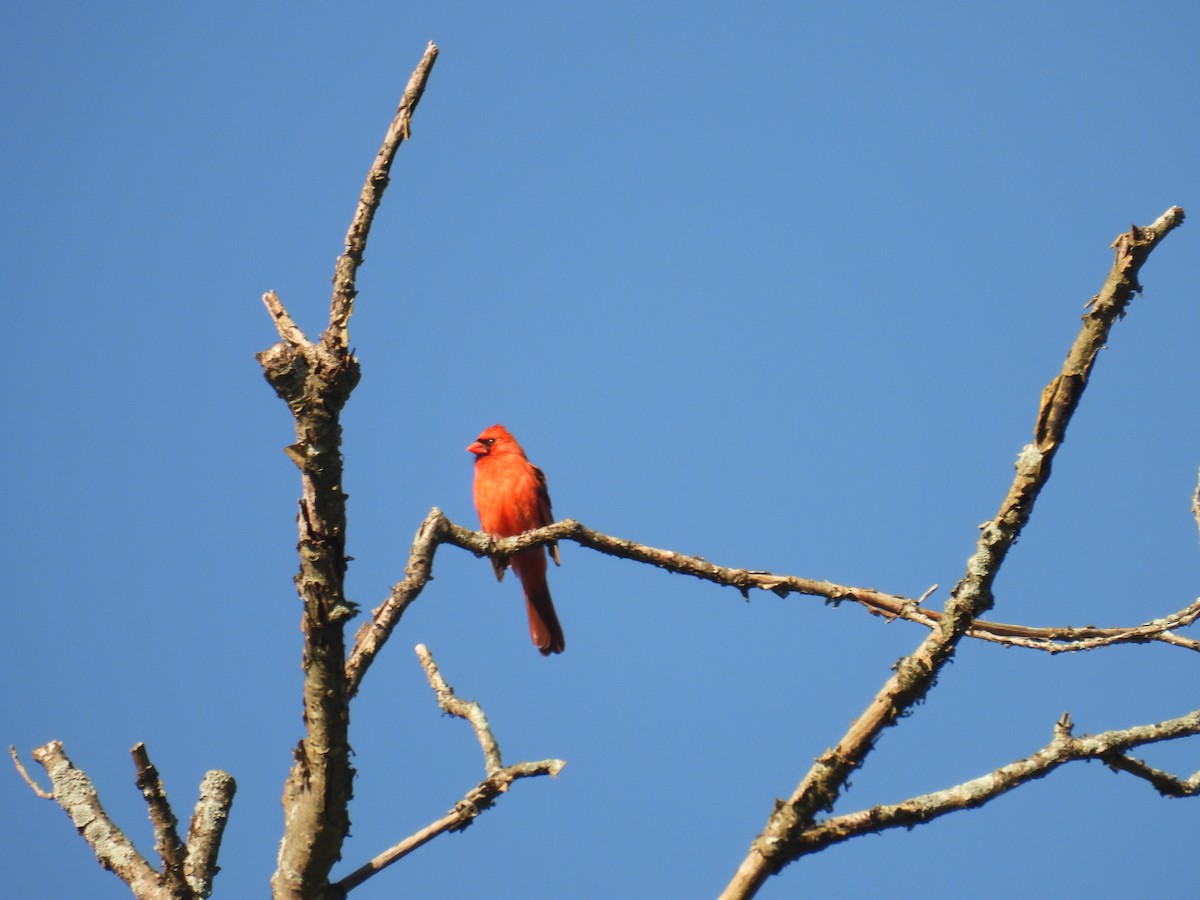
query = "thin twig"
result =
(415, 644, 503, 773)
(334, 808, 463, 895)
(333, 647, 564, 896)
(261, 289, 308, 346)
(10, 745, 53, 798)
(1103, 752, 1200, 798)
(325, 40, 439, 350)
(346, 509, 445, 696)
(332, 759, 565, 896)
(451, 516, 1200, 653)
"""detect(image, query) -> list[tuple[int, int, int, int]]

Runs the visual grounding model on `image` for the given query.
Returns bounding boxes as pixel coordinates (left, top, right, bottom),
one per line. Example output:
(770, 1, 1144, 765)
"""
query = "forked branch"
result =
(344, 504, 1200, 698)
(790, 709, 1200, 856)
(258, 42, 439, 900)
(16, 741, 235, 900)
(332, 645, 565, 895)
(718, 206, 1187, 899)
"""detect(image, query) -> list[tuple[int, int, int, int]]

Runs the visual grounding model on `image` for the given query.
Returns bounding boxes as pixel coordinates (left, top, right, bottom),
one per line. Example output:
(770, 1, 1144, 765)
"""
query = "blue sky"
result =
(4, 3, 1198, 898)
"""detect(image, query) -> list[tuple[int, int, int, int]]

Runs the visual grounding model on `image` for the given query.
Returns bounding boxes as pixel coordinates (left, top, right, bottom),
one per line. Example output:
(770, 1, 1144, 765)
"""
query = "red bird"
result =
(467, 425, 564, 655)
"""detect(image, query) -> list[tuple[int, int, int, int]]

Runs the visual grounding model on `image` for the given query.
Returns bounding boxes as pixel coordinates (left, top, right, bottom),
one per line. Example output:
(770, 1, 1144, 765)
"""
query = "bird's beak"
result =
(467, 441, 486, 457)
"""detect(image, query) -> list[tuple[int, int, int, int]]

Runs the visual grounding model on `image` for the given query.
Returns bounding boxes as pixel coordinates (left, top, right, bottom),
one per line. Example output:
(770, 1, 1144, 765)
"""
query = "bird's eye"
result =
(481, 438, 495, 448)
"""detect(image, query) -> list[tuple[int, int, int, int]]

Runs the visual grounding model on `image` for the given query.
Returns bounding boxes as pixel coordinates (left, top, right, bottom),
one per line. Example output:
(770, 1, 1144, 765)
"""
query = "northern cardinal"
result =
(467, 425, 564, 655)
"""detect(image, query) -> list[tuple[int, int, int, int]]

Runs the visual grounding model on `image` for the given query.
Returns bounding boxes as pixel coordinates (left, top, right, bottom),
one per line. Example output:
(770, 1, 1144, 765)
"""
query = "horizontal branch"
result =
(442, 514, 1200, 654)
(792, 708, 1200, 856)
(345, 501, 1199, 701)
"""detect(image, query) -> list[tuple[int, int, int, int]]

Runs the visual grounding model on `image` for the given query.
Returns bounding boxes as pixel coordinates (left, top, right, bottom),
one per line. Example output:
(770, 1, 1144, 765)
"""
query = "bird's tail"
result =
(514, 553, 565, 655)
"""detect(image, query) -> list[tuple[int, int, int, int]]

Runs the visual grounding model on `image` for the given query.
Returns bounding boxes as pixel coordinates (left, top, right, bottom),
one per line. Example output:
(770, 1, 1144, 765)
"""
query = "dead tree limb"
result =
(414, 643, 504, 774)
(1102, 747, 1200, 798)
(10, 744, 52, 798)
(344, 507, 1199, 698)
(29, 741, 162, 899)
(18, 741, 236, 900)
(788, 709, 1200, 855)
(717, 206, 1187, 899)
(257, 41, 438, 900)
(445, 516, 1200, 653)
(131, 743, 189, 896)
(1192, 467, 1200, 542)
(184, 771, 237, 898)
(332, 645, 565, 896)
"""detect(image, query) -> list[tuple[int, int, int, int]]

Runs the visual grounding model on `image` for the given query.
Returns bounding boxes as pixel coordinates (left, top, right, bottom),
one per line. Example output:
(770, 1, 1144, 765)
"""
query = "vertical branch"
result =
(720, 206, 1186, 899)
(184, 771, 237, 899)
(131, 743, 188, 895)
(258, 42, 438, 900)
(326, 41, 439, 350)
(263, 324, 360, 900)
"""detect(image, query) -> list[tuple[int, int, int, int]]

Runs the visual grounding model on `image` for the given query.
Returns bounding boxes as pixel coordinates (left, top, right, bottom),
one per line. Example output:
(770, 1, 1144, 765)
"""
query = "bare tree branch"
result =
(259, 43, 439, 899)
(345, 508, 1198, 695)
(346, 509, 445, 696)
(718, 205, 1187, 899)
(132, 743, 189, 896)
(259, 321, 360, 900)
(326, 41, 439, 350)
(447, 516, 1200, 653)
(22, 742, 237, 899)
(1103, 750, 1200, 798)
(10, 744, 53, 798)
(184, 771, 237, 899)
(415, 643, 503, 774)
(332, 760, 565, 897)
(24, 38, 444, 899)
(30, 741, 165, 900)
(333, 645, 565, 896)
(1193, 466, 1200, 544)
(789, 709, 1200, 856)
(262, 289, 308, 347)
(16, 24, 1193, 895)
